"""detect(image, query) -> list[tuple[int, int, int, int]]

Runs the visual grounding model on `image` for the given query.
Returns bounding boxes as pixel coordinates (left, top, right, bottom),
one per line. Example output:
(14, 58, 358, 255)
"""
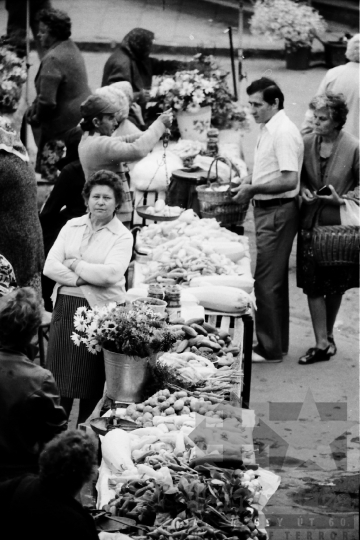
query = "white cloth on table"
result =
(252, 110, 304, 200)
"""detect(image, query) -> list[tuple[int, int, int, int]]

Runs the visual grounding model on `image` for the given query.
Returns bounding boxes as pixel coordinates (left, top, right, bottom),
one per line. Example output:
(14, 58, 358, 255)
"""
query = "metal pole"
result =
(228, 27, 238, 100)
(23, 0, 31, 149)
(238, 0, 244, 96)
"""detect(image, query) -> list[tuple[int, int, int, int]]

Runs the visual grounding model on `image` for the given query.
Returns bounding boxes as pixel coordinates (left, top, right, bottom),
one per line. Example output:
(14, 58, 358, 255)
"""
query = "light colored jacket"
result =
(44, 214, 133, 308)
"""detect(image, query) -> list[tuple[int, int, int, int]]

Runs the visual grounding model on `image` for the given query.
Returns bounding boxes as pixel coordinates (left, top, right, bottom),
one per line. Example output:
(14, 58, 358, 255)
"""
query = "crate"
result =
(204, 309, 253, 409)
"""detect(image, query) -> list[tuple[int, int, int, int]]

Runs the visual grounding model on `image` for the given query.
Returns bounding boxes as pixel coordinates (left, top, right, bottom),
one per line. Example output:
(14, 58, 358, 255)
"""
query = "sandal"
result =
(327, 336, 337, 357)
(298, 346, 331, 365)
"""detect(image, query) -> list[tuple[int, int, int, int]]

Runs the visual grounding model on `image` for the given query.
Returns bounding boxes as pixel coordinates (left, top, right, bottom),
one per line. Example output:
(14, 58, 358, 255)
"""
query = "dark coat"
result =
(39, 160, 86, 256)
(0, 152, 44, 286)
(0, 475, 99, 540)
(300, 130, 359, 229)
(32, 39, 91, 140)
(101, 45, 181, 95)
(0, 349, 67, 480)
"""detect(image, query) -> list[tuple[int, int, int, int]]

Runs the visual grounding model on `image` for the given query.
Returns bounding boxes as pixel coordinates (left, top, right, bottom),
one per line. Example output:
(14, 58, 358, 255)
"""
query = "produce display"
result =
(144, 199, 183, 218)
(135, 212, 254, 302)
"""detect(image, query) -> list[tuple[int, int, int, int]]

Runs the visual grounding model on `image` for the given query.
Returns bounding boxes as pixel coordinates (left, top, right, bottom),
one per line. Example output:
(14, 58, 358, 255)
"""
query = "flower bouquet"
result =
(72, 303, 178, 402)
(0, 39, 27, 113)
(250, 0, 327, 52)
(150, 54, 251, 136)
(72, 303, 177, 357)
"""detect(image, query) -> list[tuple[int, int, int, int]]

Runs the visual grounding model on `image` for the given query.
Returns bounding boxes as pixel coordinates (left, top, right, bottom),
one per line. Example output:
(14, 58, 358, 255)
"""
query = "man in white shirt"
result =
(232, 78, 304, 362)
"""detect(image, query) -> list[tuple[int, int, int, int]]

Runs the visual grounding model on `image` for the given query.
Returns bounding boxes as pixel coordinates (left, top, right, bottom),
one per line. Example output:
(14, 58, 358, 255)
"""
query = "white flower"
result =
(73, 314, 87, 332)
(71, 332, 82, 346)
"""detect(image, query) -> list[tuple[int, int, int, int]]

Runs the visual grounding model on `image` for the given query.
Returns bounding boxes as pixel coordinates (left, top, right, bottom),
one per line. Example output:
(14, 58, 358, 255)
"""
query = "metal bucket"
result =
(104, 349, 153, 403)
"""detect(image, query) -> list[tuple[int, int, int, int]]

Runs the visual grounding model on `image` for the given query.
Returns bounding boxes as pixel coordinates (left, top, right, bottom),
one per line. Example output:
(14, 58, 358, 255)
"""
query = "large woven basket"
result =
(196, 157, 248, 226)
(312, 225, 360, 266)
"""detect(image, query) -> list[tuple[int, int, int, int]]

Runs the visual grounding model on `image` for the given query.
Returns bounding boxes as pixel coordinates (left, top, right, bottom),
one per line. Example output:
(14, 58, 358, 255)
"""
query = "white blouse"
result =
(44, 214, 133, 308)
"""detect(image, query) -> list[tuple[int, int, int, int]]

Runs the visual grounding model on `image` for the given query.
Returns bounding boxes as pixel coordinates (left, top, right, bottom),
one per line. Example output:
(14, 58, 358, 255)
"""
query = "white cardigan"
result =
(44, 214, 133, 308)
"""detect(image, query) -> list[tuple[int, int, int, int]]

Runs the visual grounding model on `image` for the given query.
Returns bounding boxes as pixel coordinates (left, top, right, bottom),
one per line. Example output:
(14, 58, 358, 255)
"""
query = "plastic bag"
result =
(131, 150, 183, 192)
(340, 199, 360, 226)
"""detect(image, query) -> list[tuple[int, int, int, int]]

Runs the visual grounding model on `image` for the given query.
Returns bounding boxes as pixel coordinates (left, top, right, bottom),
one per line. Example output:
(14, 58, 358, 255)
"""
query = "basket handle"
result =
(206, 156, 240, 189)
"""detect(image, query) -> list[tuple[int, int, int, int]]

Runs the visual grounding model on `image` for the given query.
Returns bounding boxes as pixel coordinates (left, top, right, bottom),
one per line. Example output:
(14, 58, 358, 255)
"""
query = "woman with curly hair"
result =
(26, 8, 91, 182)
(0, 430, 98, 540)
(297, 92, 359, 364)
(0, 287, 67, 480)
(44, 170, 133, 423)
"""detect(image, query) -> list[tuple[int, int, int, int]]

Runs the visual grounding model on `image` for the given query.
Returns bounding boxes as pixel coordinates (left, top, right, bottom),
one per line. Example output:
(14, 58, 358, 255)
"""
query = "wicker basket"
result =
(312, 225, 360, 266)
(196, 156, 248, 226)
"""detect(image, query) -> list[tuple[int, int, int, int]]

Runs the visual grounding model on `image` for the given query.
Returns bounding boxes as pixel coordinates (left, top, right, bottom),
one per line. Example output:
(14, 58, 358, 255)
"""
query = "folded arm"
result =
(43, 225, 79, 286)
(72, 234, 133, 287)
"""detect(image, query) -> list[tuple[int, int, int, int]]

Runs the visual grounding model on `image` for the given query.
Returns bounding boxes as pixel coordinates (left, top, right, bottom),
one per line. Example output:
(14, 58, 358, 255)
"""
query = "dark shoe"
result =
(298, 346, 331, 365)
(327, 336, 337, 357)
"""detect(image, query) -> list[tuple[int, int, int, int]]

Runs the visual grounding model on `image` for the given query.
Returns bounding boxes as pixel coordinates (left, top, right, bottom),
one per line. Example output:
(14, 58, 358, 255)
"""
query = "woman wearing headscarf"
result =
(26, 8, 91, 182)
(78, 93, 173, 226)
(0, 117, 44, 295)
(101, 28, 183, 120)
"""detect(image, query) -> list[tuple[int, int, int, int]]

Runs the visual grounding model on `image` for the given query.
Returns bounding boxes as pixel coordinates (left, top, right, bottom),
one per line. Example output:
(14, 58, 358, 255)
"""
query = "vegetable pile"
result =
(145, 199, 183, 218)
(104, 461, 266, 540)
(137, 211, 249, 287)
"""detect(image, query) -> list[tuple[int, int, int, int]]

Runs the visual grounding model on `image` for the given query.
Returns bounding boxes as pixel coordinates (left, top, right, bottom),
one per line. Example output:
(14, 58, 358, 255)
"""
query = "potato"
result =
(165, 407, 175, 415)
(155, 199, 166, 213)
(143, 412, 153, 421)
(173, 399, 184, 411)
(147, 206, 155, 214)
(136, 404, 144, 412)
(143, 405, 153, 413)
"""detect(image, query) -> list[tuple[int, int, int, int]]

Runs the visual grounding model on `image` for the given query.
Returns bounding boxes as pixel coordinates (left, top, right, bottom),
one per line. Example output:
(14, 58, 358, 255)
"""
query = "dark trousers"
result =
(254, 200, 299, 359)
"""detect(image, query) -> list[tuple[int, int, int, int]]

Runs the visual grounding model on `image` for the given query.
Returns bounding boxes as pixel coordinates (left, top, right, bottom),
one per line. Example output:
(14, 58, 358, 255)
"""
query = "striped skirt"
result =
(46, 295, 105, 399)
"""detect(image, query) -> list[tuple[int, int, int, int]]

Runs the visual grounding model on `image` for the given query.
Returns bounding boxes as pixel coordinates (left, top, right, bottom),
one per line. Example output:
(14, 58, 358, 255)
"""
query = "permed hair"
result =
(37, 8, 72, 41)
(82, 169, 125, 208)
(346, 34, 360, 63)
(246, 77, 284, 110)
(39, 430, 97, 495)
(0, 287, 42, 347)
(309, 92, 348, 130)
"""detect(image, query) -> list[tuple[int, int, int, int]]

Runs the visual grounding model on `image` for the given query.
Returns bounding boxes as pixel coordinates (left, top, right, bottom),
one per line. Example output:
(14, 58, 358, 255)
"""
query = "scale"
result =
(135, 129, 183, 222)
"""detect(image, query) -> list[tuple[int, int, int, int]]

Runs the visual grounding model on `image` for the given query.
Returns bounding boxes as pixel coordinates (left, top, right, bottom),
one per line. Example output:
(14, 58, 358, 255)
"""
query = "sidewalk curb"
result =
(29, 39, 326, 62)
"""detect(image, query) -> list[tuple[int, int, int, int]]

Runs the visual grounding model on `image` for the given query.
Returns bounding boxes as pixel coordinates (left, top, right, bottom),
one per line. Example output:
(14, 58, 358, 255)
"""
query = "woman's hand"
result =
(131, 103, 145, 125)
(301, 188, 317, 204)
(76, 276, 88, 286)
(315, 184, 345, 206)
(158, 109, 173, 128)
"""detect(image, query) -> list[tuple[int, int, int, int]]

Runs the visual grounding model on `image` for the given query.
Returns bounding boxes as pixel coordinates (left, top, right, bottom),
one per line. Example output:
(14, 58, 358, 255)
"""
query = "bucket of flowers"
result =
(149, 54, 251, 141)
(0, 37, 27, 114)
(71, 302, 177, 403)
(250, 0, 327, 70)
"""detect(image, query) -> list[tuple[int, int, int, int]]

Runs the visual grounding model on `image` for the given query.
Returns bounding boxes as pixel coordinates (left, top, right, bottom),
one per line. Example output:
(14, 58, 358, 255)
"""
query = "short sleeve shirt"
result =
(252, 110, 304, 200)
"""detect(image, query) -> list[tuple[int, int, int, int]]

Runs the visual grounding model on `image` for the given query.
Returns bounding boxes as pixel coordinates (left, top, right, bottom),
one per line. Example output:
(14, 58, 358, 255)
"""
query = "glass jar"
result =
(164, 285, 181, 321)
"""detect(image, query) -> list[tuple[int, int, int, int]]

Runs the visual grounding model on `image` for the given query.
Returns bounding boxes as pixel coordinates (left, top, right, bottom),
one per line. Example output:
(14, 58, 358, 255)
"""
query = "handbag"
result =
(312, 222, 360, 266)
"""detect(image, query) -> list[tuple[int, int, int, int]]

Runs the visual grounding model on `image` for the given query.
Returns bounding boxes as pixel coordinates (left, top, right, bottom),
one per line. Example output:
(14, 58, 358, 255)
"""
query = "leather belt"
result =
(252, 198, 295, 208)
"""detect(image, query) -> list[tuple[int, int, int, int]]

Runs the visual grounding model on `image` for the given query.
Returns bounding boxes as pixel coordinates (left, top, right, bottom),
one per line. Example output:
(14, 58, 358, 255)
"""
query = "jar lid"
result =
(207, 128, 219, 137)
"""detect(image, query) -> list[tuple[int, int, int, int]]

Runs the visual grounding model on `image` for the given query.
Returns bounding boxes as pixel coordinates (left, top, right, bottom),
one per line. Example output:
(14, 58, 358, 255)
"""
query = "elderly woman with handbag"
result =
(297, 92, 359, 365)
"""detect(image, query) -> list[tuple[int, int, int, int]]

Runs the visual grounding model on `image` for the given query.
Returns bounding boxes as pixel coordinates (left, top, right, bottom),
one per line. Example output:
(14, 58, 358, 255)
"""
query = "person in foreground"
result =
(0, 287, 67, 481)
(0, 430, 99, 540)
(44, 170, 133, 424)
(232, 77, 304, 363)
(297, 92, 359, 365)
